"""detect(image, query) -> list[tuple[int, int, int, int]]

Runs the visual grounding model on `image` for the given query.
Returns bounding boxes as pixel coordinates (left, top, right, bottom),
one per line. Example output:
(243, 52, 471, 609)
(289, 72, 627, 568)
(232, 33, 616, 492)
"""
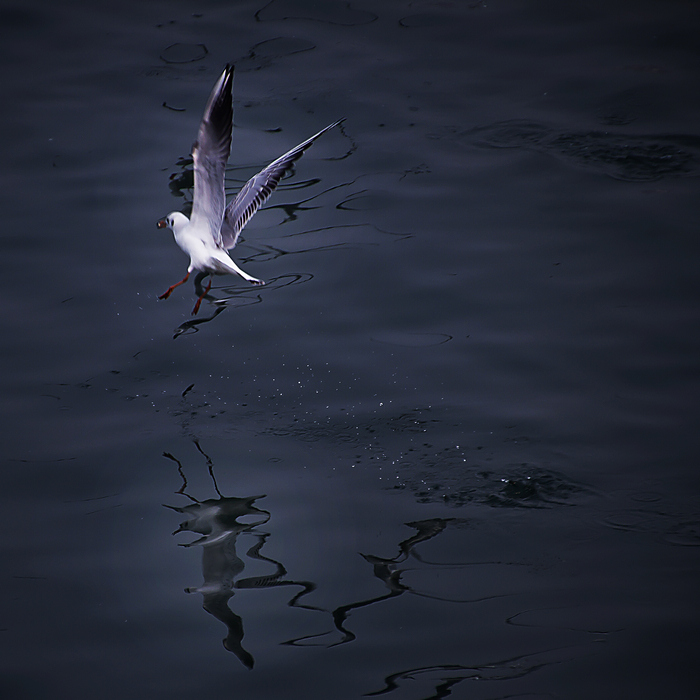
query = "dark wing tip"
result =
(203, 65, 234, 155)
(223, 64, 234, 91)
(326, 118, 345, 131)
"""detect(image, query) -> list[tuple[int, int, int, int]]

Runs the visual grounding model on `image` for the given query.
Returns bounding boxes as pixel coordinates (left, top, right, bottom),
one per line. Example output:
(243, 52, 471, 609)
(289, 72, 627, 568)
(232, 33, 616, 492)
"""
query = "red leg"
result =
(191, 276, 212, 315)
(159, 271, 190, 300)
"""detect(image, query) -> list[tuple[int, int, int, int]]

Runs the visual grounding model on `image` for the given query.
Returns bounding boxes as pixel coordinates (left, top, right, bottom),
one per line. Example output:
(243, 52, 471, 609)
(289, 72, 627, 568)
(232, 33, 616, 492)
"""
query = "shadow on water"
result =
(171, 271, 314, 338)
(283, 517, 514, 650)
(363, 645, 588, 699)
(162, 441, 319, 669)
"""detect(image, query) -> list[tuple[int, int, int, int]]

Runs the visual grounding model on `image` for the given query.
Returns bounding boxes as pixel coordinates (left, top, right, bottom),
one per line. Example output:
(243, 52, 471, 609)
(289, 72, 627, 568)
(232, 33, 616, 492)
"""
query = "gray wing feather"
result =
(221, 118, 344, 250)
(190, 65, 234, 247)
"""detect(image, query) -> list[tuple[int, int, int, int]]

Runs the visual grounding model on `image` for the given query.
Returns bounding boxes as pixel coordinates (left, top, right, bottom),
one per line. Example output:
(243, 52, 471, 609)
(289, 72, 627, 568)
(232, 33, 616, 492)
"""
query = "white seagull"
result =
(157, 64, 343, 314)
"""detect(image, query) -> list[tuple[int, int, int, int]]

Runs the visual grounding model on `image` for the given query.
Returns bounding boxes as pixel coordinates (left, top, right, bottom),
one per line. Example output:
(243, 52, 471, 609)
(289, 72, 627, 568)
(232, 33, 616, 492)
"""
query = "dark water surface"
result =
(2, 1, 699, 698)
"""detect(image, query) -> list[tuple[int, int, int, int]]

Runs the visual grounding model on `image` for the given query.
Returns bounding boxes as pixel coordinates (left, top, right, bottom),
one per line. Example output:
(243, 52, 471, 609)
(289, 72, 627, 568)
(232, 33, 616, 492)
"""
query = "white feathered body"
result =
(158, 64, 343, 310)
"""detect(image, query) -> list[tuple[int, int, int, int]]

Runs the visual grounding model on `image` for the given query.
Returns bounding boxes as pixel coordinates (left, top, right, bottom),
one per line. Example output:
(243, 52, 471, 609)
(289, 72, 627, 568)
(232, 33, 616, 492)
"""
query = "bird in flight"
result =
(157, 64, 343, 314)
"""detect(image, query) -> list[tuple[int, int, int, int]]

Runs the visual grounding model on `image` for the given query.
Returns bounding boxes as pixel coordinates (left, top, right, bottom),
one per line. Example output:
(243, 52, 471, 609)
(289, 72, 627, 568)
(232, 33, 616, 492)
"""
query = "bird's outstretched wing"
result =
(189, 65, 234, 246)
(220, 118, 344, 250)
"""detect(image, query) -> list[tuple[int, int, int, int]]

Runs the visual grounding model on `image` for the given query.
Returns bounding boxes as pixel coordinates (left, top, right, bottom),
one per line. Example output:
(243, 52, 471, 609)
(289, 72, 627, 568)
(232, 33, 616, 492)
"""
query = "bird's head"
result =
(156, 211, 189, 232)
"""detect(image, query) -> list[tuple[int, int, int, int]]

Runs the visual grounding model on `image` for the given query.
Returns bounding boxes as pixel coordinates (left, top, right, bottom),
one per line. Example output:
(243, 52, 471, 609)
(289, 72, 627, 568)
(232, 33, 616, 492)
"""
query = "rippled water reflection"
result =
(2, 1, 699, 699)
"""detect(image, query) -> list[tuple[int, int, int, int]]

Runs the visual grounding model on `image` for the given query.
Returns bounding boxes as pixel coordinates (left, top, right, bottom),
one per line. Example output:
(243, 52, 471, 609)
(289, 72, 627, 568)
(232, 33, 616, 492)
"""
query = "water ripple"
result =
(461, 119, 700, 181)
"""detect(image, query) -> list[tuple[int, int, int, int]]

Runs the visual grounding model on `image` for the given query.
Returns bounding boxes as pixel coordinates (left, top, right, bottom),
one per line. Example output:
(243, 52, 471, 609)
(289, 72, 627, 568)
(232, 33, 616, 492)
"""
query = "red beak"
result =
(156, 219, 167, 229)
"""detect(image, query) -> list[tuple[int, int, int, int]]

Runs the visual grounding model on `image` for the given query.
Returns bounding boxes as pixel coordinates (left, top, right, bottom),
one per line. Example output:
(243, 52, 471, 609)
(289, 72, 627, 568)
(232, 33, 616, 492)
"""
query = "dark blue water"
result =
(2, 1, 699, 698)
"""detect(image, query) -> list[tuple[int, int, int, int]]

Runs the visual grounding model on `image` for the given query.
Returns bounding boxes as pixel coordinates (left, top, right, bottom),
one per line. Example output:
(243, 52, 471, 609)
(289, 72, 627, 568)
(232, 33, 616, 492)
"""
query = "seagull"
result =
(157, 64, 343, 315)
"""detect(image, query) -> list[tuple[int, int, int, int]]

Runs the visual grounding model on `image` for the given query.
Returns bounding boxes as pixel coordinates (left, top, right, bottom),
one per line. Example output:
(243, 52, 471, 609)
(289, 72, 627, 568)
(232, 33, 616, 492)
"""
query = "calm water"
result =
(2, 1, 699, 698)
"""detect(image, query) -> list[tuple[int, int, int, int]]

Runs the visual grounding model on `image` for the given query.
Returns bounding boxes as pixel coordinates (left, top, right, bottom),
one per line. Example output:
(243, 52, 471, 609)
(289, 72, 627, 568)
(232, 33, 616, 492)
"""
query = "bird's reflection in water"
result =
(163, 441, 319, 669)
(163, 444, 498, 668)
